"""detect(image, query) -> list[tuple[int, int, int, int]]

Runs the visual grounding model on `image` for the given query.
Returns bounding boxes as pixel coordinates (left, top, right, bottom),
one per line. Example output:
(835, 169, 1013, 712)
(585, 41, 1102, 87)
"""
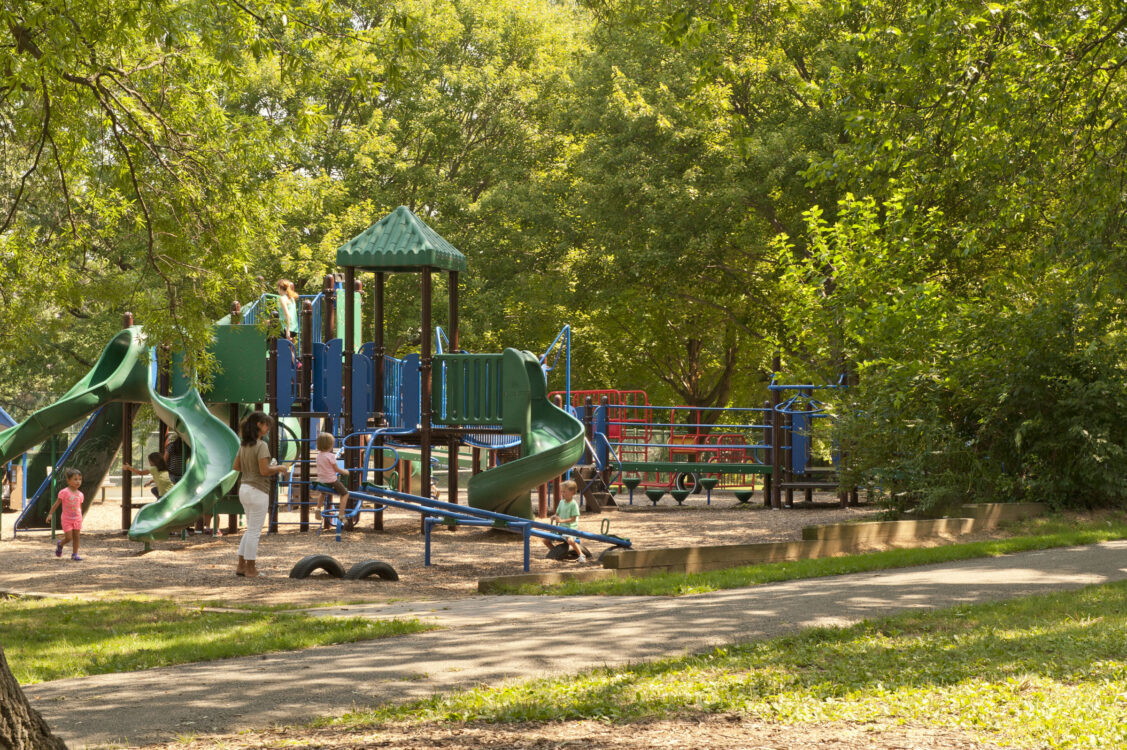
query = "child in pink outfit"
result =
(48, 468, 85, 560)
(315, 432, 349, 520)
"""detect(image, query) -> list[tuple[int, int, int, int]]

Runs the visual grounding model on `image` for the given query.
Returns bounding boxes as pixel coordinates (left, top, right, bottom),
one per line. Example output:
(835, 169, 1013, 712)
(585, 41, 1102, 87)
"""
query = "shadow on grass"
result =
(1, 598, 427, 683)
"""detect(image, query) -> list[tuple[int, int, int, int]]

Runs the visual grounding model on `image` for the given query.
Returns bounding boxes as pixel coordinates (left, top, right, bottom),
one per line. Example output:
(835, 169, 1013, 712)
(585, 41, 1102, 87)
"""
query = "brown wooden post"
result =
(583, 396, 594, 464)
(446, 270, 460, 507)
(299, 301, 313, 531)
(447, 438, 459, 505)
(341, 268, 357, 528)
(600, 395, 613, 490)
(770, 356, 783, 510)
(322, 274, 336, 342)
(784, 411, 795, 508)
(420, 268, 433, 532)
(537, 483, 547, 518)
(471, 446, 482, 476)
(121, 312, 134, 531)
(448, 271, 460, 351)
(373, 272, 386, 497)
(399, 458, 412, 495)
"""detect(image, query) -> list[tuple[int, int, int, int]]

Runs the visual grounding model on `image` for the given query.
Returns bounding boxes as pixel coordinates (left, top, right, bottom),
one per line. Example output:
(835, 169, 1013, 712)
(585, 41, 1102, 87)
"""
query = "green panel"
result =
(171, 326, 267, 403)
(465, 349, 585, 520)
(334, 291, 363, 350)
(209, 326, 267, 403)
(335, 206, 467, 272)
(432, 354, 505, 425)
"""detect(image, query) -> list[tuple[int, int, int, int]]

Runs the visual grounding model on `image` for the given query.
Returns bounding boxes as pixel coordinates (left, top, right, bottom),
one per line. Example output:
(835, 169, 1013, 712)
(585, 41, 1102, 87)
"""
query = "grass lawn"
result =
(491, 513, 1127, 596)
(0, 596, 430, 684)
(322, 580, 1127, 749)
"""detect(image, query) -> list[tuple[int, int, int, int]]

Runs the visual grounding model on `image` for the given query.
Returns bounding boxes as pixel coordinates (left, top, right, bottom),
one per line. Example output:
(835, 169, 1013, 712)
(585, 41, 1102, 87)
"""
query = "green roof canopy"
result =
(336, 206, 467, 272)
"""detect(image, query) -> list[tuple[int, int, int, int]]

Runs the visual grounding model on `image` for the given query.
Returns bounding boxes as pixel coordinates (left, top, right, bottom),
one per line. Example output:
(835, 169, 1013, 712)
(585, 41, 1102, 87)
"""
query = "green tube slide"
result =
(466, 349, 584, 519)
(0, 330, 151, 464)
(128, 385, 239, 542)
(0, 327, 240, 541)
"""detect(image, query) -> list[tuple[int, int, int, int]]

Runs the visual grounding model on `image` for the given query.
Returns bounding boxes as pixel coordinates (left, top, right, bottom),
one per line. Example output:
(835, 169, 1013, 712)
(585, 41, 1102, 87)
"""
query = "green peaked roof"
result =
(336, 206, 467, 272)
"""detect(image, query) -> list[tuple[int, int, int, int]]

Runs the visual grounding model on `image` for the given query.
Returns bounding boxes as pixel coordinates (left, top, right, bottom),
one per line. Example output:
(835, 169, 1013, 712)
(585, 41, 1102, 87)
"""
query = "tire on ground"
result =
(674, 471, 700, 493)
(289, 554, 346, 579)
(344, 560, 399, 581)
(545, 542, 572, 560)
(546, 542, 592, 560)
(598, 545, 628, 563)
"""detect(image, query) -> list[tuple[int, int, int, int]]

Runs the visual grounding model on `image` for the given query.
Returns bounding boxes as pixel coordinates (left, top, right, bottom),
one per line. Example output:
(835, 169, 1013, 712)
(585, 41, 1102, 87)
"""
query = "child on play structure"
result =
(48, 468, 86, 561)
(123, 452, 173, 498)
(315, 432, 350, 521)
(542, 479, 586, 563)
(276, 279, 299, 341)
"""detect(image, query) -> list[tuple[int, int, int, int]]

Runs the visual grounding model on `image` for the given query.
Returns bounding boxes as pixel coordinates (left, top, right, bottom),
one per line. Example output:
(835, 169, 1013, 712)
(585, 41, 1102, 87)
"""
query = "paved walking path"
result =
(25, 541, 1127, 748)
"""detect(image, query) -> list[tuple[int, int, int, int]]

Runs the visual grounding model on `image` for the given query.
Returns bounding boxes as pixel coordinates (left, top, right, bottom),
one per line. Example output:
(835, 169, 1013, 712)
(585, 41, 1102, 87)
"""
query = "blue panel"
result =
(276, 338, 297, 416)
(384, 355, 404, 429)
(791, 411, 809, 475)
(594, 404, 609, 469)
(401, 354, 421, 430)
(313, 339, 343, 416)
(311, 343, 327, 412)
(351, 352, 374, 423)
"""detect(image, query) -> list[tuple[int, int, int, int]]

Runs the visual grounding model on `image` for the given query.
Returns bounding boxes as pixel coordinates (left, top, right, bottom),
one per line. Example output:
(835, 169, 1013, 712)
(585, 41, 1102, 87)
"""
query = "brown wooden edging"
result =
(477, 502, 1048, 593)
(801, 518, 976, 543)
(959, 502, 1047, 528)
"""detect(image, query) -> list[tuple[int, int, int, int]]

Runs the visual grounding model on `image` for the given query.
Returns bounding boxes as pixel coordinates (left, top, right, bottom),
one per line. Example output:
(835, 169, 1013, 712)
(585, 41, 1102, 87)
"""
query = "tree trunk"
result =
(0, 647, 68, 749)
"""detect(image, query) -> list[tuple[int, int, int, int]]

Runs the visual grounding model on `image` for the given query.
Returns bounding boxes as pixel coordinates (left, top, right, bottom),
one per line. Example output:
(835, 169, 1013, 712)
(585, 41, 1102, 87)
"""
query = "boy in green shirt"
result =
(544, 479, 586, 562)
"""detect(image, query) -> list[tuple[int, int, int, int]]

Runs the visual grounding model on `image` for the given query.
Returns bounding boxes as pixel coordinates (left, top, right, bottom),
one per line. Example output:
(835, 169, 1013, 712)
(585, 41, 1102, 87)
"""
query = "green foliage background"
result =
(3, 0, 1126, 510)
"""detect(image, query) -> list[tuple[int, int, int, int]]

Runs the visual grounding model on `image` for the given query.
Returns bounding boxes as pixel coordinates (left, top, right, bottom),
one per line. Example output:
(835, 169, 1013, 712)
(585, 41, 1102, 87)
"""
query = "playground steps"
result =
(575, 464, 616, 513)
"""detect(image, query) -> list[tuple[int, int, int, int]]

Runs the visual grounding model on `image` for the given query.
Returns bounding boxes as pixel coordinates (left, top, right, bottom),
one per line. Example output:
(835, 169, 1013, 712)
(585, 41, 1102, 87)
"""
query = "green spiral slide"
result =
(0, 327, 239, 541)
(465, 349, 585, 519)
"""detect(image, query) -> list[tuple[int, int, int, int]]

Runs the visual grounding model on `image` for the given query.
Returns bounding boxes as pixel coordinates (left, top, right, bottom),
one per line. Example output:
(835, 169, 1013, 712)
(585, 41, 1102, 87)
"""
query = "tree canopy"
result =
(3, 0, 1127, 510)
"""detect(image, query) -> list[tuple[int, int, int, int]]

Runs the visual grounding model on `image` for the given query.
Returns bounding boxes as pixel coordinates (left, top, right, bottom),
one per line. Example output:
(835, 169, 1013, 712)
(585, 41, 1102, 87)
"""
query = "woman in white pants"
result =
(232, 411, 289, 577)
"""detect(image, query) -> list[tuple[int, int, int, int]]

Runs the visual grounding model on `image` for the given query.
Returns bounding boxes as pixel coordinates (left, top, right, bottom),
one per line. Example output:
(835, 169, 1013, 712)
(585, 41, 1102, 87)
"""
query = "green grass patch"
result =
(0, 597, 430, 684)
(329, 581, 1127, 748)
(492, 515, 1127, 596)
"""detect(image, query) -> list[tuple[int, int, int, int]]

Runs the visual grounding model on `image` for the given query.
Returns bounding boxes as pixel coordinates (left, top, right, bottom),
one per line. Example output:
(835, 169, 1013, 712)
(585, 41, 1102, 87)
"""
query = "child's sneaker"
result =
(70, 554, 82, 561)
(55, 541, 64, 557)
(576, 554, 587, 563)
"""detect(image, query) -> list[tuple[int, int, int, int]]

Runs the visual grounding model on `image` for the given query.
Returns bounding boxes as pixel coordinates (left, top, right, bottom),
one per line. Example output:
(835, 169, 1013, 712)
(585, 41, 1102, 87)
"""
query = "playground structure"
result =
(553, 357, 858, 510)
(0, 206, 631, 569)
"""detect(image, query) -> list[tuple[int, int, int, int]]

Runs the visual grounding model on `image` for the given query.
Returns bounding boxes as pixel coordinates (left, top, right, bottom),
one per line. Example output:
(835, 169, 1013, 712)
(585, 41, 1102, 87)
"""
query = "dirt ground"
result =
(151, 715, 997, 749)
(0, 489, 889, 606)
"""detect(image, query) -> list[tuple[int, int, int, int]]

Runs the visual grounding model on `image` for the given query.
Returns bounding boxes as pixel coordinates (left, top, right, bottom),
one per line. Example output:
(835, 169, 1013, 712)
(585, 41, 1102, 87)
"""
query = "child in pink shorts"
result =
(48, 468, 85, 561)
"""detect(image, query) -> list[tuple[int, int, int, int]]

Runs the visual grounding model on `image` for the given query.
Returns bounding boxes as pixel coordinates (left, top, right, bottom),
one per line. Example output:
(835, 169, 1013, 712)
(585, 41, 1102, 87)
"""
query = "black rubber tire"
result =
(344, 560, 399, 581)
(674, 471, 700, 493)
(597, 545, 628, 563)
(289, 554, 345, 579)
(546, 542, 591, 561)
(545, 542, 572, 560)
